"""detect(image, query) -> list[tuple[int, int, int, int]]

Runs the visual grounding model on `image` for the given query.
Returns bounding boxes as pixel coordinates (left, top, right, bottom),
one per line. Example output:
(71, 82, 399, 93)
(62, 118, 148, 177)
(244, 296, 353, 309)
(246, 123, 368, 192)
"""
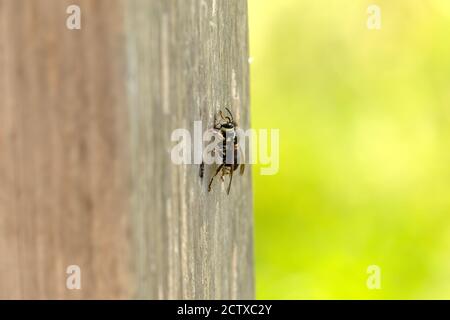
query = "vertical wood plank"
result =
(125, 0, 253, 299)
(0, 0, 130, 299)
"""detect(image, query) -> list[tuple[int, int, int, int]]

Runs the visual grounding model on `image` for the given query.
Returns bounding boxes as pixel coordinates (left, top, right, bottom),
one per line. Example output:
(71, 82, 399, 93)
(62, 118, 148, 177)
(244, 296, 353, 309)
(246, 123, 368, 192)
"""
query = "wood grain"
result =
(0, 0, 253, 299)
(0, 0, 130, 299)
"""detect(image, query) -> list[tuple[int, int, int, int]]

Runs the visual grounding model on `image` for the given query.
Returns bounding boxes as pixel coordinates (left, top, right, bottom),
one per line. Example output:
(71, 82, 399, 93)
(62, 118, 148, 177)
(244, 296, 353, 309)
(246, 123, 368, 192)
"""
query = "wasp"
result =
(200, 108, 245, 195)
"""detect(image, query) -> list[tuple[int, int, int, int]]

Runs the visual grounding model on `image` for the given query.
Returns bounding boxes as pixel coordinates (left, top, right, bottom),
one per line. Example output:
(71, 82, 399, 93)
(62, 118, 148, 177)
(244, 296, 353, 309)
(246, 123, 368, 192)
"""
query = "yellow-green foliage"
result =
(249, 0, 450, 299)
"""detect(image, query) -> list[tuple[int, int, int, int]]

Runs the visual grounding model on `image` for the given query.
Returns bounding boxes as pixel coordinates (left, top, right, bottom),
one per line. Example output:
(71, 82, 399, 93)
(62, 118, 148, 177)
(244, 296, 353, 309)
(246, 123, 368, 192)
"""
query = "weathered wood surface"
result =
(0, 0, 253, 299)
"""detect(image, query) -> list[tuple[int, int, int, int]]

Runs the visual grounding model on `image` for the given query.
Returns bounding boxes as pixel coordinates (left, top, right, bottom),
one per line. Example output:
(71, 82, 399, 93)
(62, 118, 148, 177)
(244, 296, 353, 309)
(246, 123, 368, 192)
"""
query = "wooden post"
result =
(0, 0, 253, 299)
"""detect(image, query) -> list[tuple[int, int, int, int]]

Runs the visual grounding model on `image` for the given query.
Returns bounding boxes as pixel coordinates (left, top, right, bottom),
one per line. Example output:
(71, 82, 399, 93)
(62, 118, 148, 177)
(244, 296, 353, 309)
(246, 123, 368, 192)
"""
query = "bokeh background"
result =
(249, 0, 450, 299)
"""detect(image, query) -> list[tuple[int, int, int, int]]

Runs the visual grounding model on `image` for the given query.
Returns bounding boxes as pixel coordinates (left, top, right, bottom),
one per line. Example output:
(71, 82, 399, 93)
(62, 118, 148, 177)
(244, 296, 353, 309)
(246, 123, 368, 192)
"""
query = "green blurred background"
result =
(249, 0, 450, 299)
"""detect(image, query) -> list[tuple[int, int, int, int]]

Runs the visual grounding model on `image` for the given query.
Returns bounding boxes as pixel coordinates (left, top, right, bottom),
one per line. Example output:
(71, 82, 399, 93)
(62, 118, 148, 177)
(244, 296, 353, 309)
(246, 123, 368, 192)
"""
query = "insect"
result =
(200, 108, 245, 195)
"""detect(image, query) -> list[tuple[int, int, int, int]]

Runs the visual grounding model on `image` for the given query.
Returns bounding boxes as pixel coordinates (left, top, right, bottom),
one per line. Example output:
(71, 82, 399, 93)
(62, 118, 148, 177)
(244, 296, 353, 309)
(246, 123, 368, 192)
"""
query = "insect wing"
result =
(238, 145, 245, 175)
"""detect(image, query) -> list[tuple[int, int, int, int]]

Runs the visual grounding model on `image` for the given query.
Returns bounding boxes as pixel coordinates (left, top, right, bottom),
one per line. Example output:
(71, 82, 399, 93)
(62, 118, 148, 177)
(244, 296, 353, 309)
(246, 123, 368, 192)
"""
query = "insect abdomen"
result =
(221, 129, 237, 165)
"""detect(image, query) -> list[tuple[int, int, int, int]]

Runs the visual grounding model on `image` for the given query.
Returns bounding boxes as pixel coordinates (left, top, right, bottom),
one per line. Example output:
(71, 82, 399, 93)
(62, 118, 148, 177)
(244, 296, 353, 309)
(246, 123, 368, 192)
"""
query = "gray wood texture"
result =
(0, 0, 253, 299)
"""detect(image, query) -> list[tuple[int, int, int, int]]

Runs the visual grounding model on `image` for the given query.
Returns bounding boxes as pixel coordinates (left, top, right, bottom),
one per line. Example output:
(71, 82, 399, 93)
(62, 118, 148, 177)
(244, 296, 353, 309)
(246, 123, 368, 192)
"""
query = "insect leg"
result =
(208, 164, 223, 192)
(227, 168, 234, 195)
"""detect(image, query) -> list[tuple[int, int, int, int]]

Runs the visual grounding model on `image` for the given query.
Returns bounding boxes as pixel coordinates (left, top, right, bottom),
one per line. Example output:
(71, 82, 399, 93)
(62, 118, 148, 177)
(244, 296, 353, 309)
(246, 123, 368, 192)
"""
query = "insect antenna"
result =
(225, 107, 234, 122)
